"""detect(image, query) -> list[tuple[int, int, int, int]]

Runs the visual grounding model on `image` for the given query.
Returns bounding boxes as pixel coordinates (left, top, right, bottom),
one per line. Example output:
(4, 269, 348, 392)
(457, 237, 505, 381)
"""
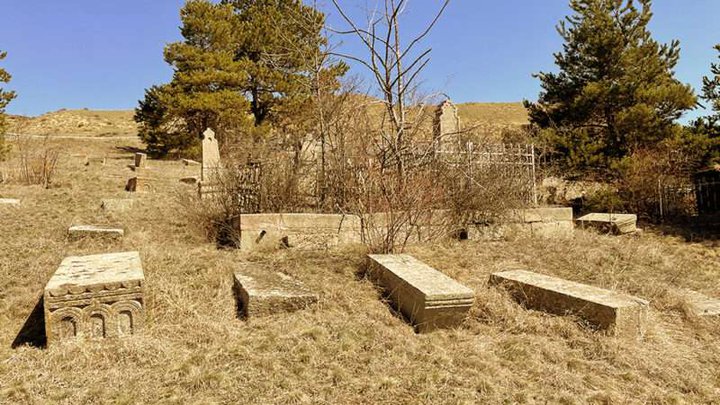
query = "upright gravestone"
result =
(201, 128, 221, 182)
(433, 99, 460, 150)
(134, 152, 147, 168)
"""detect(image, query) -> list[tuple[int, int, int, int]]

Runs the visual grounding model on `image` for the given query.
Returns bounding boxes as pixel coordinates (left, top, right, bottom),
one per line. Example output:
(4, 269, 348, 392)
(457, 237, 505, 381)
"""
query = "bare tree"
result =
(330, 0, 450, 178)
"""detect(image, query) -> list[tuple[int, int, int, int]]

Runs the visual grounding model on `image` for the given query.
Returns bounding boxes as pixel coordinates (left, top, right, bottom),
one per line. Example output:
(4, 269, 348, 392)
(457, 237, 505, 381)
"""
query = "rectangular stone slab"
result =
(489, 270, 648, 336)
(578, 213, 637, 234)
(366, 254, 475, 333)
(0, 198, 20, 206)
(684, 290, 720, 316)
(233, 270, 318, 317)
(44, 251, 145, 345)
(68, 225, 125, 239)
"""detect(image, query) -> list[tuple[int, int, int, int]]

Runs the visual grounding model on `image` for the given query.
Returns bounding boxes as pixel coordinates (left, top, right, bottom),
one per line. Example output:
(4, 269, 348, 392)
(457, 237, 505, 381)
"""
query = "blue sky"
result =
(1, 0, 719, 122)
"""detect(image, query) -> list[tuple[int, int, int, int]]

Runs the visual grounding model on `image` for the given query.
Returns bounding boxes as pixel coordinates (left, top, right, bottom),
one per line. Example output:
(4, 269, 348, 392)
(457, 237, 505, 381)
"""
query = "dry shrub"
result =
(4, 135, 60, 188)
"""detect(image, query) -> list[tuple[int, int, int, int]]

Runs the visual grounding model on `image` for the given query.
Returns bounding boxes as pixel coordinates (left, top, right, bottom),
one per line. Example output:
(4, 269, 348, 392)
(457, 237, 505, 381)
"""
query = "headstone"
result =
(684, 290, 720, 317)
(366, 254, 474, 333)
(433, 99, 461, 149)
(44, 252, 145, 345)
(578, 213, 637, 234)
(0, 198, 20, 206)
(201, 128, 221, 182)
(68, 225, 125, 239)
(489, 270, 648, 336)
(233, 270, 318, 317)
(134, 153, 147, 168)
(101, 198, 135, 213)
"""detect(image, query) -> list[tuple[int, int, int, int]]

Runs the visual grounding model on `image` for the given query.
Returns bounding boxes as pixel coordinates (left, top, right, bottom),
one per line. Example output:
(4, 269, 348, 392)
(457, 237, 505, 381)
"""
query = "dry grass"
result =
(1, 135, 719, 404)
(7, 110, 137, 136)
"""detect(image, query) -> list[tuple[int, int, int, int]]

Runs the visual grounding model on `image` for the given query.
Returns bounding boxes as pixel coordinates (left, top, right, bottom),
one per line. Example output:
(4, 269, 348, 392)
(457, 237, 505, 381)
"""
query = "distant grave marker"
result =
(101, 198, 135, 213)
(683, 290, 720, 317)
(44, 252, 145, 345)
(233, 269, 318, 317)
(578, 213, 637, 234)
(489, 269, 648, 336)
(0, 198, 20, 206)
(366, 254, 474, 333)
(201, 128, 220, 183)
(134, 152, 147, 168)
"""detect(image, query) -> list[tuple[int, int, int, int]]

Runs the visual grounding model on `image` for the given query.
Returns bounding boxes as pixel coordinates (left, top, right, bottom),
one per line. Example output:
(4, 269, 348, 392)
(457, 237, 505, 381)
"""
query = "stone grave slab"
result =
(684, 290, 720, 317)
(0, 198, 20, 206)
(489, 270, 648, 336)
(101, 198, 135, 213)
(233, 269, 318, 317)
(366, 254, 474, 333)
(125, 176, 151, 192)
(578, 213, 637, 234)
(44, 251, 145, 345)
(68, 225, 125, 239)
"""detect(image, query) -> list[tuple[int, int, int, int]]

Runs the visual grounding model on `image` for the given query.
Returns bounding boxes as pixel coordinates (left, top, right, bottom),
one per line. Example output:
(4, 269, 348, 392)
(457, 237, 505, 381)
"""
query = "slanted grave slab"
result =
(366, 254, 474, 333)
(233, 269, 318, 317)
(489, 269, 648, 336)
(684, 290, 720, 317)
(44, 251, 145, 345)
(68, 225, 125, 239)
(578, 213, 637, 234)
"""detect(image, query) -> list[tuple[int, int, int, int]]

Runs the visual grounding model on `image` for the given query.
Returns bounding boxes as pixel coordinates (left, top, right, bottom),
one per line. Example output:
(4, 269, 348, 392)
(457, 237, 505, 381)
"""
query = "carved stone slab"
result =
(578, 213, 637, 234)
(68, 225, 125, 239)
(489, 270, 648, 336)
(366, 254, 475, 333)
(44, 252, 145, 345)
(233, 270, 318, 317)
(684, 290, 720, 317)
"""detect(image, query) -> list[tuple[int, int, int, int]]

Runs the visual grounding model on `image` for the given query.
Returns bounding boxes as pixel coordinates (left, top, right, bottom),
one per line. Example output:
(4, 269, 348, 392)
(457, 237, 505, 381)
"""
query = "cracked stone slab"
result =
(490, 270, 648, 336)
(233, 269, 318, 317)
(366, 254, 475, 333)
(44, 252, 145, 345)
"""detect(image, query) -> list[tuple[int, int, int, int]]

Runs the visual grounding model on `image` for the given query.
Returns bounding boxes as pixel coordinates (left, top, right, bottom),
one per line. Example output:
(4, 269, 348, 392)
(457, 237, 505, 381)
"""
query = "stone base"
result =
(44, 252, 145, 345)
(366, 254, 474, 333)
(490, 270, 648, 336)
(578, 213, 637, 234)
(68, 225, 125, 239)
(233, 270, 318, 317)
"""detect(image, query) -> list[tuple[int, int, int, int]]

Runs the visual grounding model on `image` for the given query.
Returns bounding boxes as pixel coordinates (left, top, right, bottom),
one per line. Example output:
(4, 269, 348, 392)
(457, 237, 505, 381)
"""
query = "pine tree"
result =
(136, 0, 345, 156)
(525, 0, 696, 175)
(700, 45, 720, 129)
(0, 50, 16, 160)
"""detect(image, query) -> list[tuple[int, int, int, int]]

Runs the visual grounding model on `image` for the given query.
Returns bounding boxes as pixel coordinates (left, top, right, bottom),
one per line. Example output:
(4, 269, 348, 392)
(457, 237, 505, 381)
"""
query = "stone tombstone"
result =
(43, 252, 145, 345)
(489, 270, 649, 336)
(134, 152, 147, 168)
(366, 254, 475, 333)
(578, 213, 637, 234)
(201, 128, 221, 182)
(433, 99, 460, 148)
(233, 270, 318, 318)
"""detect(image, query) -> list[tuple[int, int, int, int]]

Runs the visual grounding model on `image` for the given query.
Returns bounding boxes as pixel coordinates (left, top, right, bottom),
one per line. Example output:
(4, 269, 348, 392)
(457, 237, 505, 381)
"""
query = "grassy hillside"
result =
(7, 109, 137, 136)
(0, 136, 718, 403)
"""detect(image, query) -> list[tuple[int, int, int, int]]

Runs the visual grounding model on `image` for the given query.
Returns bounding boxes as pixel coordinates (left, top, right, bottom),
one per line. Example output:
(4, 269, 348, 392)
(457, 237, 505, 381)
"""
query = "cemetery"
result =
(1, 0, 719, 403)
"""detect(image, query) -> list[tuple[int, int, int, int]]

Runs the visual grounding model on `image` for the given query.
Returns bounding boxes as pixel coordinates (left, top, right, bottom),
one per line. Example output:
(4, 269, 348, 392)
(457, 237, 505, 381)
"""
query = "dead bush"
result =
(3, 134, 60, 187)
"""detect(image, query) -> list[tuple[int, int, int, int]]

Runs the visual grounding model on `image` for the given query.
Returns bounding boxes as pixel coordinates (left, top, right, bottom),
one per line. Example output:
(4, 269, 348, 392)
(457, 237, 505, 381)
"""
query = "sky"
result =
(1, 0, 719, 122)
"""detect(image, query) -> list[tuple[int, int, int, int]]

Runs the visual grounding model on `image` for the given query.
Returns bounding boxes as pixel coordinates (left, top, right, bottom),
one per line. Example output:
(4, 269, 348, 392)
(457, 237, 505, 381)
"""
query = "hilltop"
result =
(5, 102, 528, 138)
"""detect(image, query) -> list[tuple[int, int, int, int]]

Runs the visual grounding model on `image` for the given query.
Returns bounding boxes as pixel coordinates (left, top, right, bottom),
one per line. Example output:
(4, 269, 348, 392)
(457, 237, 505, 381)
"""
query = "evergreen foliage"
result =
(525, 0, 696, 176)
(0, 50, 16, 160)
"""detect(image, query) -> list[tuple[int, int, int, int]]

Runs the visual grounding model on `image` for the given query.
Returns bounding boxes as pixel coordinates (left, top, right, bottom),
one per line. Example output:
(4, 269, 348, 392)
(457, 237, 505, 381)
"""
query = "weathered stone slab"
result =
(44, 252, 145, 345)
(201, 128, 220, 182)
(239, 213, 362, 250)
(68, 225, 125, 239)
(684, 290, 720, 317)
(489, 270, 648, 336)
(101, 198, 135, 213)
(84, 156, 106, 166)
(578, 213, 637, 234)
(233, 270, 318, 317)
(125, 176, 151, 192)
(366, 254, 475, 333)
(134, 152, 147, 168)
(0, 198, 20, 206)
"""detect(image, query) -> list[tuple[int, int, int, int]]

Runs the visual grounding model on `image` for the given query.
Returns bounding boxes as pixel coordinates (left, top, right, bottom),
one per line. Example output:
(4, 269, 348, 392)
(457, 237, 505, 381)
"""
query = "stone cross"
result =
(201, 128, 221, 182)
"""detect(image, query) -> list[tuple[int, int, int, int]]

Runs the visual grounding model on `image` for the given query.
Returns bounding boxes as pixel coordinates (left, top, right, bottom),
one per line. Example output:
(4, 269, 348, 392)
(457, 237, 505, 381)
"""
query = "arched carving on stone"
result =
(83, 303, 113, 339)
(111, 300, 144, 336)
(49, 307, 83, 341)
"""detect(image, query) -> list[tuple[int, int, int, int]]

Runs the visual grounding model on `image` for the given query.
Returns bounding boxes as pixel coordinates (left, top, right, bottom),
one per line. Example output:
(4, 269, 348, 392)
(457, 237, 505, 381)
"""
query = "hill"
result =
(7, 109, 138, 136)
(4, 102, 528, 139)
